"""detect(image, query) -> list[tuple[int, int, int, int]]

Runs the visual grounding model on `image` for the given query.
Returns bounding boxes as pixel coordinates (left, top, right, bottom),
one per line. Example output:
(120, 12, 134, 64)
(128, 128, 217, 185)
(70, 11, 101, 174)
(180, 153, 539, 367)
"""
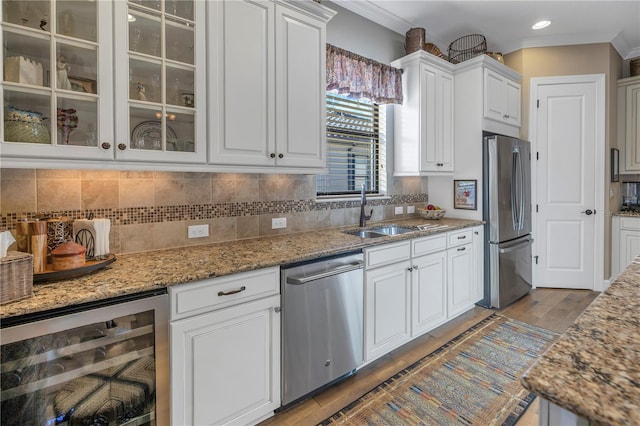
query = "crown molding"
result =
(331, 0, 412, 35)
(331, 1, 639, 60)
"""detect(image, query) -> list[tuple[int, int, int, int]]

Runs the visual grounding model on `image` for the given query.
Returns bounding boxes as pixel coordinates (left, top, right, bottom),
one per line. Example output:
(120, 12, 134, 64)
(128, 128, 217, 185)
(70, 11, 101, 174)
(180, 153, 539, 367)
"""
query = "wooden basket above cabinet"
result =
(618, 75, 640, 173)
(391, 51, 455, 176)
(207, 0, 336, 173)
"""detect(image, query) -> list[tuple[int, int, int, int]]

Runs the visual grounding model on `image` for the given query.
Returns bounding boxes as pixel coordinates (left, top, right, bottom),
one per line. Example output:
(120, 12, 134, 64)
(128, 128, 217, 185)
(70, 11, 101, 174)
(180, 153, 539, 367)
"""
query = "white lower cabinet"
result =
(169, 268, 280, 426)
(611, 215, 640, 280)
(411, 250, 448, 336)
(364, 241, 412, 362)
(472, 226, 485, 302)
(364, 226, 484, 364)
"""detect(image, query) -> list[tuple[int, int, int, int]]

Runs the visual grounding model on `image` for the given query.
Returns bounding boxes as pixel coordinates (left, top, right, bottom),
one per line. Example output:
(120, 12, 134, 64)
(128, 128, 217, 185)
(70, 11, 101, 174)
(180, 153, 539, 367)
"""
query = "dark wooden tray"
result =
(34, 254, 116, 284)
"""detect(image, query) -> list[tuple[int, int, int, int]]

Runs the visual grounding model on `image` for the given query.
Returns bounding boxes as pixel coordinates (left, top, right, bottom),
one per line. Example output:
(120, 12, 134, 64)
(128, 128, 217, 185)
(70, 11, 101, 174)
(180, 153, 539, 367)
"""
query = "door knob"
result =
(100, 142, 111, 150)
(117, 143, 127, 150)
(581, 209, 595, 215)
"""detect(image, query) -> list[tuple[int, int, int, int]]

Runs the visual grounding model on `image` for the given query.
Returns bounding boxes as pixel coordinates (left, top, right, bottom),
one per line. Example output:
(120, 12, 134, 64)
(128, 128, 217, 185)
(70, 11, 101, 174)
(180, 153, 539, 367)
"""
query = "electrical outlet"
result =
(394, 206, 404, 215)
(272, 217, 287, 229)
(188, 224, 209, 238)
(407, 205, 416, 214)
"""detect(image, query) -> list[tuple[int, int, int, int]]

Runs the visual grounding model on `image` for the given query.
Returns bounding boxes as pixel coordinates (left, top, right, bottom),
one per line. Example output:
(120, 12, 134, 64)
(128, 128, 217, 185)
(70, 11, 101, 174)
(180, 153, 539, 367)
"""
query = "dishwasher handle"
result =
(286, 260, 364, 285)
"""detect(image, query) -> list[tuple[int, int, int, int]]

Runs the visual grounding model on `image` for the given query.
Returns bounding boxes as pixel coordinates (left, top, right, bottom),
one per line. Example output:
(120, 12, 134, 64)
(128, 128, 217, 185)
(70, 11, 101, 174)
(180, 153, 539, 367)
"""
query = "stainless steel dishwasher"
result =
(281, 251, 364, 406)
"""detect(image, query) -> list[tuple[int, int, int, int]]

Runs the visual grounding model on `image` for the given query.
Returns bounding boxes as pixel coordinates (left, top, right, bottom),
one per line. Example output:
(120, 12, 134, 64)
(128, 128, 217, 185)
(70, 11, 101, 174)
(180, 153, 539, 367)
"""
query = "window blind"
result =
(317, 93, 380, 196)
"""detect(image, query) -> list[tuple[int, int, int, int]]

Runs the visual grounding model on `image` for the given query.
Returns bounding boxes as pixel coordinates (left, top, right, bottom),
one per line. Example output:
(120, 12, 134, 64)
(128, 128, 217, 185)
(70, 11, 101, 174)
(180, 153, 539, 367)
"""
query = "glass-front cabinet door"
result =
(113, 0, 206, 163)
(1, 0, 114, 160)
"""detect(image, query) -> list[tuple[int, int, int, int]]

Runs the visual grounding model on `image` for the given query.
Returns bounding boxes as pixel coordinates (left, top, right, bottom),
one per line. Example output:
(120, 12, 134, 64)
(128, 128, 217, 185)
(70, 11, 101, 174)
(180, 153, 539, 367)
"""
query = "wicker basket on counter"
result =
(1, 251, 33, 304)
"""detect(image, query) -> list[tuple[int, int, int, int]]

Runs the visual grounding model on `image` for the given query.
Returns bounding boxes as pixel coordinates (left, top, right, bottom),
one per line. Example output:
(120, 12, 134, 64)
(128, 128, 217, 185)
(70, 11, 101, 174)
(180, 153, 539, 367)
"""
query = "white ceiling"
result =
(333, 1, 640, 60)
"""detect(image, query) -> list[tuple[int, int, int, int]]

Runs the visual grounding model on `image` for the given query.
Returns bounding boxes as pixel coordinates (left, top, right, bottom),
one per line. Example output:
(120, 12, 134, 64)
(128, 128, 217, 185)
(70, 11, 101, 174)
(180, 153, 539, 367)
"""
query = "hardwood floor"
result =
(260, 288, 599, 426)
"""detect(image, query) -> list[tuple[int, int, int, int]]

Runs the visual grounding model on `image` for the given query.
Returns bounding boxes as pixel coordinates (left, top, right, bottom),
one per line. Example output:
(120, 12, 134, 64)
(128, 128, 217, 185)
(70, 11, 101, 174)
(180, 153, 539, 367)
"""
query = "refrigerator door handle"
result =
(517, 149, 526, 231)
(511, 152, 519, 230)
(498, 237, 534, 254)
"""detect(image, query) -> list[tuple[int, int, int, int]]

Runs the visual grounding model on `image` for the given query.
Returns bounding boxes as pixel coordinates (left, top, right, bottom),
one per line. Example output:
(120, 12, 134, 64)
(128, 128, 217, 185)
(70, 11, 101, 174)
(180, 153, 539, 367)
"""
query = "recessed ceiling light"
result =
(532, 20, 551, 30)
(128, 14, 136, 23)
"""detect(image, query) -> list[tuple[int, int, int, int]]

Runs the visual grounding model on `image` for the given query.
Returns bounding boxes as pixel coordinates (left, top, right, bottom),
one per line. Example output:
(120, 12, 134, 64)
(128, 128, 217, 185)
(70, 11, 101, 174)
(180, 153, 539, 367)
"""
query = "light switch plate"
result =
(394, 206, 404, 215)
(272, 217, 287, 229)
(188, 224, 209, 238)
(407, 205, 415, 214)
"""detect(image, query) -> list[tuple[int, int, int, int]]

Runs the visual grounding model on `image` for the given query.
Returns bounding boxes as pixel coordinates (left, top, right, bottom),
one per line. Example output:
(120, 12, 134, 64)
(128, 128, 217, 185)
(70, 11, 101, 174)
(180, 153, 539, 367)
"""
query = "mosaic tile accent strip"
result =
(1, 194, 428, 230)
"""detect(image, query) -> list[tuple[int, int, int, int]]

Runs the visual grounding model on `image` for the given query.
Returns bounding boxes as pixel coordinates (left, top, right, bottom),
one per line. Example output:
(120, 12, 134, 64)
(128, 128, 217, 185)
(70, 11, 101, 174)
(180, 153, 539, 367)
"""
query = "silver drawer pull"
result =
(218, 286, 246, 296)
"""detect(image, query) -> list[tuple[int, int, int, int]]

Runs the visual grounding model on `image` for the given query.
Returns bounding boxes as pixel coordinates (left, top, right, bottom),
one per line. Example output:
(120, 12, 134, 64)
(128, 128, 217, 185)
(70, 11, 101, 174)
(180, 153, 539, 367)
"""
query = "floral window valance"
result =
(326, 44, 403, 105)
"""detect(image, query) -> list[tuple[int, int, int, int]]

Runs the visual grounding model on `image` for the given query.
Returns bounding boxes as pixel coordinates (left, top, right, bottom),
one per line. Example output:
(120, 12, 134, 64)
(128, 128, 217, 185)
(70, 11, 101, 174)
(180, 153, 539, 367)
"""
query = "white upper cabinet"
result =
(618, 75, 640, 173)
(483, 67, 521, 127)
(113, 0, 206, 163)
(208, 0, 335, 172)
(2, 0, 207, 167)
(1, 0, 114, 161)
(392, 51, 455, 176)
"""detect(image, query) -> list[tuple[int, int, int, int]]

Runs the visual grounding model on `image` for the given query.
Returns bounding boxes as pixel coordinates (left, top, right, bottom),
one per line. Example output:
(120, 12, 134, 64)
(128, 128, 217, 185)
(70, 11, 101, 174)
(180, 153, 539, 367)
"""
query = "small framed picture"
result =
(611, 148, 619, 182)
(454, 180, 477, 210)
(68, 75, 96, 94)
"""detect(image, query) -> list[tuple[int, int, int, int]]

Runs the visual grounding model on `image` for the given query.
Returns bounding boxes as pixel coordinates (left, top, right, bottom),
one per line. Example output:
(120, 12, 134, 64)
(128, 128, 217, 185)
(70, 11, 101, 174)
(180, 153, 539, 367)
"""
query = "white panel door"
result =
(275, 5, 325, 168)
(412, 251, 447, 337)
(448, 244, 473, 317)
(484, 69, 505, 122)
(419, 63, 438, 171)
(170, 295, 280, 426)
(505, 79, 522, 126)
(625, 83, 640, 170)
(364, 262, 411, 362)
(209, 0, 275, 166)
(534, 79, 601, 289)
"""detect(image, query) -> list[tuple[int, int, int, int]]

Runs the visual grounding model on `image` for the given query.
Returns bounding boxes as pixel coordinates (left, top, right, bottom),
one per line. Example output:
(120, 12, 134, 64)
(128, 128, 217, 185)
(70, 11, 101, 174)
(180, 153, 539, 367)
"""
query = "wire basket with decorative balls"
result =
(448, 34, 487, 64)
(417, 207, 447, 220)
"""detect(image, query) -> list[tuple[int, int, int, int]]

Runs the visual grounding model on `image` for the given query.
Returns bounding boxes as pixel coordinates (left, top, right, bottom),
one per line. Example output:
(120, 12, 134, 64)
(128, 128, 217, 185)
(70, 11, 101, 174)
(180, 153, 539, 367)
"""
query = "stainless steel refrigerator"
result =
(480, 134, 533, 308)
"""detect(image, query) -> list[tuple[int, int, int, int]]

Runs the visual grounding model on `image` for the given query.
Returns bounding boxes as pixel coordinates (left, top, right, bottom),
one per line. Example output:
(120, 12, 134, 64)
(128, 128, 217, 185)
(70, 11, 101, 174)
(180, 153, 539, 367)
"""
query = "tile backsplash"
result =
(1, 169, 428, 254)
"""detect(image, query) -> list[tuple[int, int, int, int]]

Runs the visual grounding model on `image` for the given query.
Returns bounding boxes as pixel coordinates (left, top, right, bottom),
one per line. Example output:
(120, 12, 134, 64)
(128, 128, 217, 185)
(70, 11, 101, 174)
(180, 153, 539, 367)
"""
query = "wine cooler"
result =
(1, 293, 169, 426)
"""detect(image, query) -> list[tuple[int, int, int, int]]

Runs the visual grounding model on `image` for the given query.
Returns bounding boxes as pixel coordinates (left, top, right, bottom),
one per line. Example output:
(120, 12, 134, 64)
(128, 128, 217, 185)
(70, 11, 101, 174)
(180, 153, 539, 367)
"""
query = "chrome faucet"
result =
(359, 183, 373, 227)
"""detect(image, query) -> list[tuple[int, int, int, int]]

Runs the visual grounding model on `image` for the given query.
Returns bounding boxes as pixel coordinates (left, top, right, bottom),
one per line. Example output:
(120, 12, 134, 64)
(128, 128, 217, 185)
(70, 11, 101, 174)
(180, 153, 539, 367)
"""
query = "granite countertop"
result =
(522, 256, 640, 424)
(613, 211, 640, 217)
(1, 217, 481, 321)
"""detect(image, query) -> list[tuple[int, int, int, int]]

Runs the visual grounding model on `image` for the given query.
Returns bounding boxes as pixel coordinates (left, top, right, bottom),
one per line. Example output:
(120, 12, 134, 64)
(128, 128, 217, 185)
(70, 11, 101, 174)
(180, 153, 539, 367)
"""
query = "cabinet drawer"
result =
(448, 229, 473, 247)
(412, 234, 447, 257)
(620, 217, 640, 231)
(169, 267, 280, 320)
(365, 241, 411, 269)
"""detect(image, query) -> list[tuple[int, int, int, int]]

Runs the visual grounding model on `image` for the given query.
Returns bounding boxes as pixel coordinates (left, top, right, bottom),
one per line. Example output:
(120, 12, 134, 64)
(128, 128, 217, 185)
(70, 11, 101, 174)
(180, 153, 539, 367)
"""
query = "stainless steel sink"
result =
(345, 229, 388, 238)
(372, 225, 416, 235)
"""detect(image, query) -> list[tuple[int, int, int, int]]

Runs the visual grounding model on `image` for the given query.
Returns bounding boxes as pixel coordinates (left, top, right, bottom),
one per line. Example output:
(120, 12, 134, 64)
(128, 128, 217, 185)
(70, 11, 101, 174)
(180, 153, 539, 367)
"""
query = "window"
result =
(317, 93, 382, 197)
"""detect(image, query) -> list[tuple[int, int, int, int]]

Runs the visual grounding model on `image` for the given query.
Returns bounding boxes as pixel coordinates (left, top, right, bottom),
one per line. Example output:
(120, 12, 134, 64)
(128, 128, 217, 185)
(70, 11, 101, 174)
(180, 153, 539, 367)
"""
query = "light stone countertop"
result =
(521, 256, 640, 424)
(1, 217, 481, 321)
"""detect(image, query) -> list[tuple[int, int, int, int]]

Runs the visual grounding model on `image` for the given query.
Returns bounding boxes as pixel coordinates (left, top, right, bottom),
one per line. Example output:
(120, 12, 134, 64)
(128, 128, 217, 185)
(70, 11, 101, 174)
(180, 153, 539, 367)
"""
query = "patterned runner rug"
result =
(321, 314, 558, 426)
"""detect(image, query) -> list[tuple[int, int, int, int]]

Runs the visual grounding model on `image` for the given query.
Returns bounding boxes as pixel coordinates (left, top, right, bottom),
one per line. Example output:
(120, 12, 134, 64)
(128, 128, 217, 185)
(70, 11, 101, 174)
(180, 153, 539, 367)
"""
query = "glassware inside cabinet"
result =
(130, 107, 166, 151)
(56, 1, 97, 41)
(167, 110, 195, 152)
(3, 31, 50, 87)
(2, 0, 49, 30)
(3, 91, 51, 145)
(128, 8, 162, 58)
(166, 66, 194, 107)
(56, 98, 98, 146)
(165, 0, 194, 20)
(166, 16, 194, 65)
